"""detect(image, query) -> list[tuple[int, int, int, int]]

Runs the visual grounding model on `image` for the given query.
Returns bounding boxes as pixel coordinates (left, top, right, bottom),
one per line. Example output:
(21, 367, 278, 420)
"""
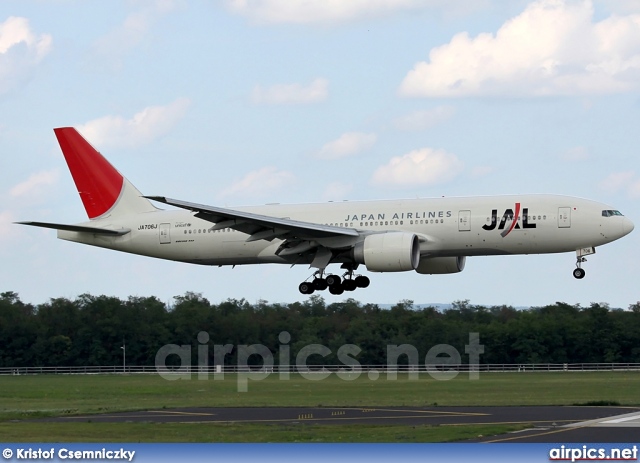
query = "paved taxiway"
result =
(43, 405, 640, 442)
(476, 409, 640, 442)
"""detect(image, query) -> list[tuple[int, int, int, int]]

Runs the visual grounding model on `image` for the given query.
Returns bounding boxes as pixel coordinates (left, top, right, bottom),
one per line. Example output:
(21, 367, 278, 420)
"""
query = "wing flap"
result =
(245, 228, 289, 242)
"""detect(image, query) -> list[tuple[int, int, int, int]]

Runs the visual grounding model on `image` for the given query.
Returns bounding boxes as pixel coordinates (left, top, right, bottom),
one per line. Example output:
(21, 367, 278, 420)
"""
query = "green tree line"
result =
(1, 291, 640, 367)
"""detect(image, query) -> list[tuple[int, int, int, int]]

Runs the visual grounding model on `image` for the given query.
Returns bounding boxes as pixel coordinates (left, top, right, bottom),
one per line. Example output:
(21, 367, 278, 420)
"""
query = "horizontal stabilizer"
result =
(15, 221, 130, 236)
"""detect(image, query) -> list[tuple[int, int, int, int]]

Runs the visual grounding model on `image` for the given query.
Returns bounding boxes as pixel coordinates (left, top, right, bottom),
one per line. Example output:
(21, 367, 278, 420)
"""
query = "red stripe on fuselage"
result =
(503, 202, 521, 237)
(54, 128, 123, 219)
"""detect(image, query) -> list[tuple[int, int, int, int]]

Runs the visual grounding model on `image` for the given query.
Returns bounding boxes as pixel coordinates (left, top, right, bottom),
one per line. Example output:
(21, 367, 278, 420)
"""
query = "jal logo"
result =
(482, 202, 536, 237)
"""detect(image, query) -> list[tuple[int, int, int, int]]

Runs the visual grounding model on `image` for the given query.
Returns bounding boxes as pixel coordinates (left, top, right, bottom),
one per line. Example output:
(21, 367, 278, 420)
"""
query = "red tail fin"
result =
(54, 128, 124, 219)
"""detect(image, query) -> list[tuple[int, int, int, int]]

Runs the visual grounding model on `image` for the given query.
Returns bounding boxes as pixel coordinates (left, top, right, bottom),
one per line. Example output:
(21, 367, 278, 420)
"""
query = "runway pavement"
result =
(42, 405, 640, 441)
(476, 409, 640, 443)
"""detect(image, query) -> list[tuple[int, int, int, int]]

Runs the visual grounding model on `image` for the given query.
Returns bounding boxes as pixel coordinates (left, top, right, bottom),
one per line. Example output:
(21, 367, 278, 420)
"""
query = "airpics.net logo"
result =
(549, 445, 638, 462)
(154, 331, 484, 392)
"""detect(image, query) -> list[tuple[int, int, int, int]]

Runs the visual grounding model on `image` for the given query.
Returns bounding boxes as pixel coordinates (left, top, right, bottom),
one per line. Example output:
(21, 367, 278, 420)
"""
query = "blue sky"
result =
(1, 0, 638, 308)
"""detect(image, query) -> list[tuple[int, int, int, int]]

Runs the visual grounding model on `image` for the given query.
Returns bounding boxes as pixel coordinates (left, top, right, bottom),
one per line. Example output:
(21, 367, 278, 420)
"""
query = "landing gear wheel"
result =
(573, 268, 586, 279)
(343, 279, 357, 291)
(329, 284, 344, 295)
(354, 276, 370, 288)
(299, 282, 315, 294)
(313, 278, 328, 291)
(325, 274, 341, 287)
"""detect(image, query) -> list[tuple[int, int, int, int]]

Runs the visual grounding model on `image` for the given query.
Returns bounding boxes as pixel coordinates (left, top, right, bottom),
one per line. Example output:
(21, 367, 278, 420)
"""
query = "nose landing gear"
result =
(573, 256, 586, 279)
(572, 248, 596, 280)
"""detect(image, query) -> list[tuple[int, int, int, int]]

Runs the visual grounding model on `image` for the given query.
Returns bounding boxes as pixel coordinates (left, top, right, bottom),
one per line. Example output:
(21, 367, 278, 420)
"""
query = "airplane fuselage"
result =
(58, 194, 633, 267)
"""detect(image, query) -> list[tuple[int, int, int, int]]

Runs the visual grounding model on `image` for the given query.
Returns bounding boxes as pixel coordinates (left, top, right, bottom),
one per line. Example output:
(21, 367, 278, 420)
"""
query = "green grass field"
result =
(0, 371, 638, 442)
(0, 422, 531, 443)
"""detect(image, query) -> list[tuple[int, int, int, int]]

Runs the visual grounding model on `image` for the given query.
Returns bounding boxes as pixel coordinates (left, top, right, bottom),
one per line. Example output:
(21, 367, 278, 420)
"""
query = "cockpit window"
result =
(602, 210, 624, 217)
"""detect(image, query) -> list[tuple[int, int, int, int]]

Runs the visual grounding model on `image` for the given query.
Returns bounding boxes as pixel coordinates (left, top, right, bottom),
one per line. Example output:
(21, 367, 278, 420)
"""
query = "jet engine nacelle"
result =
(353, 232, 420, 272)
(415, 256, 466, 274)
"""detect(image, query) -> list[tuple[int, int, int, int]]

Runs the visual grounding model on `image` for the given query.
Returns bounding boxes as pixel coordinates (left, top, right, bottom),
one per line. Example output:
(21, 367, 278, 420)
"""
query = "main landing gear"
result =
(573, 256, 586, 279)
(299, 269, 370, 295)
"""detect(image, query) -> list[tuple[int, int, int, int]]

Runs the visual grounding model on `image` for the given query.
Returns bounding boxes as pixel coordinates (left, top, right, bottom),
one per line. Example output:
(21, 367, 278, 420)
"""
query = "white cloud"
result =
(394, 106, 455, 131)
(316, 132, 377, 159)
(10, 169, 59, 198)
(599, 171, 640, 197)
(218, 166, 295, 199)
(399, 0, 640, 97)
(224, 0, 451, 24)
(371, 148, 464, 187)
(322, 182, 353, 201)
(77, 98, 190, 148)
(252, 78, 328, 105)
(599, 170, 640, 197)
(89, 0, 180, 71)
(629, 180, 640, 197)
(0, 16, 52, 94)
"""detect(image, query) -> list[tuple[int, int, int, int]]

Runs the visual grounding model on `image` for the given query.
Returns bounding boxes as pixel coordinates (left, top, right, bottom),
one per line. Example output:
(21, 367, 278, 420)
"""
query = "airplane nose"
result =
(623, 217, 635, 236)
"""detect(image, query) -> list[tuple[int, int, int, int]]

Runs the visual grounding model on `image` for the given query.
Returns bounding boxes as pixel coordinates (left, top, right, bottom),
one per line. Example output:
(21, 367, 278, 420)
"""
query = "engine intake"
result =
(353, 232, 420, 272)
(415, 256, 466, 274)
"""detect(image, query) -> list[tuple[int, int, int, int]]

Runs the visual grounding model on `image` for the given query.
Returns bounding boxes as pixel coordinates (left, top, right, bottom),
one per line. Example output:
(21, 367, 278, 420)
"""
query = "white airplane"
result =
(18, 128, 634, 295)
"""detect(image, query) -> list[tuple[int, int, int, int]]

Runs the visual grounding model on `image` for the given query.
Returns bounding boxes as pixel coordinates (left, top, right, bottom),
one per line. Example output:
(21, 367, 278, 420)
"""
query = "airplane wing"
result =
(15, 221, 130, 236)
(144, 196, 359, 242)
